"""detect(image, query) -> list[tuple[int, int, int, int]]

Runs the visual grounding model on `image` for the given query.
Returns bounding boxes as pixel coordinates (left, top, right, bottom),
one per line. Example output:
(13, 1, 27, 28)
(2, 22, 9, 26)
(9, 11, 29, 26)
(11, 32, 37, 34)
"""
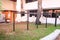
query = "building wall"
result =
(1, 0, 60, 23)
(42, 0, 60, 9)
(0, 0, 16, 23)
(24, 0, 60, 10)
(1, 0, 16, 10)
(15, 0, 60, 23)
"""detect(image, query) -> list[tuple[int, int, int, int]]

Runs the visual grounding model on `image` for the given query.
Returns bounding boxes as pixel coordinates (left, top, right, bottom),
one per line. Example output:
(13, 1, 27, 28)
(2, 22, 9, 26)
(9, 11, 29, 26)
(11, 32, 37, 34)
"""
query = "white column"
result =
(16, 0, 21, 22)
(16, 0, 21, 12)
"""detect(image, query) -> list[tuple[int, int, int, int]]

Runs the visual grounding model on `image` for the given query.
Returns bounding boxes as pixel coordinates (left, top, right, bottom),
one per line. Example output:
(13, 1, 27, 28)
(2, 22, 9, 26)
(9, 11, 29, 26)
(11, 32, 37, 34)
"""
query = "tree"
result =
(35, 0, 42, 28)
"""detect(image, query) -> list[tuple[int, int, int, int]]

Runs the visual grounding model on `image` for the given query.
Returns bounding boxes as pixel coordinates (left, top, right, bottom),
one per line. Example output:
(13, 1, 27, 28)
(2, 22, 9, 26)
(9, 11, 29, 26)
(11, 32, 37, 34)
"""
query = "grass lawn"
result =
(0, 23, 60, 40)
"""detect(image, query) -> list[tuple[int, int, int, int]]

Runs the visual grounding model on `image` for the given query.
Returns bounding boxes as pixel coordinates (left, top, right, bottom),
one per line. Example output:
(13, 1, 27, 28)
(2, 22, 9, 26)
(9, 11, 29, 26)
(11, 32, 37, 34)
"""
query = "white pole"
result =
(16, 0, 21, 12)
(16, 0, 21, 22)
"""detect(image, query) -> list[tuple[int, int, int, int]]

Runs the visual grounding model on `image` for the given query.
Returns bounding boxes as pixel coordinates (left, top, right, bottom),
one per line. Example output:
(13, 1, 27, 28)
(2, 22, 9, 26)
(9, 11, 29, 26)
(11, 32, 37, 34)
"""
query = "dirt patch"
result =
(0, 22, 28, 33)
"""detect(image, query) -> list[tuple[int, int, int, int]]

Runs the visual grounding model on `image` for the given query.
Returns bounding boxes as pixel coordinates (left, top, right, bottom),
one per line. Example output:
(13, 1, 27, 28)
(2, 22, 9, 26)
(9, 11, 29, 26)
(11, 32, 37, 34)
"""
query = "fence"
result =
(0, 10, 60, 32)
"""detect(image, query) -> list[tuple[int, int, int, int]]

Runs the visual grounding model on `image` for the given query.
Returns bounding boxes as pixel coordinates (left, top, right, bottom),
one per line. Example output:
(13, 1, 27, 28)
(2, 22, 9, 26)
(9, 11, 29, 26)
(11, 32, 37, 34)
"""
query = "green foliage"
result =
(0, 30, 6, 40)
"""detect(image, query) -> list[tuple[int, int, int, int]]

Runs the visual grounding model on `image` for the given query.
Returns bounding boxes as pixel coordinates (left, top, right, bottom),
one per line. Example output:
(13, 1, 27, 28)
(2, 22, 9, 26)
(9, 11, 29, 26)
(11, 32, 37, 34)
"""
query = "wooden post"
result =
(27, 11, 29, 30)
(13, 12, 15, 31)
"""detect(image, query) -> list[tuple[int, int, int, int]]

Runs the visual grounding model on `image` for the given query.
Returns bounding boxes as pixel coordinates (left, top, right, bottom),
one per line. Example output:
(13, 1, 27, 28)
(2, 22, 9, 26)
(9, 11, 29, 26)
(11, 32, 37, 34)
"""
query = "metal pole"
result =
(55, 16, 57, 27)
(5, 12, 7, 23)
(37, 23, 38, 28)
(13, 12, 15, 31)
(36, 13, 39, 28)
(55, 11, 57, 27)
(46, 17, 47, 28)
(4, 13, 6, 23)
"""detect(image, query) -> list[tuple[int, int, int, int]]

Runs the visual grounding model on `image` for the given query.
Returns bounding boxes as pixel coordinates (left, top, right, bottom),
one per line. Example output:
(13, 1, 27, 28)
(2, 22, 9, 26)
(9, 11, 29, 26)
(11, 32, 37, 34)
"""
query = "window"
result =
(26, 0, 37, 3)
(29, 10, 37, 17)
(30, 14, 32, 17)
(43, 10, 59, 18)
(35, 14, 37, 17)
(30, 10, 37, 13)
(30, 14, 37, 17)
(21, 14, 25, 17)
(21, 11, 25, 17)
(43, 10, 51, 17)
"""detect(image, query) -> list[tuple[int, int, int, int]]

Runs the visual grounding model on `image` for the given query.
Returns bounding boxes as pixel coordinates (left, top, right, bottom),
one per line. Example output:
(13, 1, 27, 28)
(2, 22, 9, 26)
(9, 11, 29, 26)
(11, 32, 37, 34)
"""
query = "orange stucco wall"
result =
(1, 0, 16, 23)
(2, 11, 17, 23)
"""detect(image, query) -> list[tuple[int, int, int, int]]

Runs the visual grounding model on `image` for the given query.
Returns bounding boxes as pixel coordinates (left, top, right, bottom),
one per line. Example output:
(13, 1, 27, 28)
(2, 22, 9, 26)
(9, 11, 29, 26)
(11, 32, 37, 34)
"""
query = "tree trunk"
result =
(35, 0, 42, 25)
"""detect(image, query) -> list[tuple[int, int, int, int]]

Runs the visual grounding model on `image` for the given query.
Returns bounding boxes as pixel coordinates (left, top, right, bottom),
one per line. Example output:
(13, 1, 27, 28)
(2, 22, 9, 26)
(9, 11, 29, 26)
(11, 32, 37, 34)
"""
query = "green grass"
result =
(0, 23, 60, 40)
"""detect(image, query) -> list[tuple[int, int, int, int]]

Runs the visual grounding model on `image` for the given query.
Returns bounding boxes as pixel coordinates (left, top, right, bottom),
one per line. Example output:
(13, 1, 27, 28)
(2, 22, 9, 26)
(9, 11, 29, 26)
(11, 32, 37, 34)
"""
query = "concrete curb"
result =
(40, 29, 60, 40)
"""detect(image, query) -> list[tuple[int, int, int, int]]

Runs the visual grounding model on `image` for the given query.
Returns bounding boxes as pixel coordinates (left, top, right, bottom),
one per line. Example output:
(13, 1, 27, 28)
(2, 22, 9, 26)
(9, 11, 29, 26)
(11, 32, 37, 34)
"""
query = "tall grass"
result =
(0, 23, 60, 40)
